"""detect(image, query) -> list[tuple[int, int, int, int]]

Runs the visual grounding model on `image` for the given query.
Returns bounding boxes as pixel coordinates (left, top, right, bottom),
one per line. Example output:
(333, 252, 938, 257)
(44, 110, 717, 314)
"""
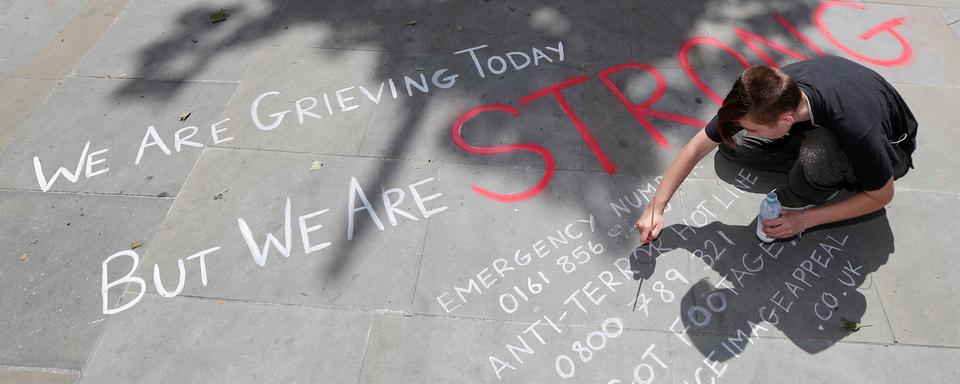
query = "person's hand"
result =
(762, 210, 805, 239)
(634, 204, 664, 244)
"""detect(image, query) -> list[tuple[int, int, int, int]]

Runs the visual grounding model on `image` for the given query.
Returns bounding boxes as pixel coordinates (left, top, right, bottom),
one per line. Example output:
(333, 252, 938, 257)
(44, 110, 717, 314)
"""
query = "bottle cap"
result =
(767, 191, 779, 202)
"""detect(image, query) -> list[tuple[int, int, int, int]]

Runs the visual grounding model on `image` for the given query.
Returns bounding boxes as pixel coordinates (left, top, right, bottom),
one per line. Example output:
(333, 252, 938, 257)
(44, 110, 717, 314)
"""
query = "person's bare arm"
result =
(635, 129, 719, 243)
(763, 177, 894, 238)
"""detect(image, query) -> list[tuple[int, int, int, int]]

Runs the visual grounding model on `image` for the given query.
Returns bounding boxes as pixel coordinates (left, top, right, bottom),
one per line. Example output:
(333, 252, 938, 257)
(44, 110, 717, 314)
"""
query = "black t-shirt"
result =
(705, 55, 917, 191)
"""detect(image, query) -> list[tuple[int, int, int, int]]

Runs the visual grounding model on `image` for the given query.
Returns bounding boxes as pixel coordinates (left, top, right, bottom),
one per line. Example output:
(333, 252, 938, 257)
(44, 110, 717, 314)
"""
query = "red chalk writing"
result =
(452, 1, 914, 202)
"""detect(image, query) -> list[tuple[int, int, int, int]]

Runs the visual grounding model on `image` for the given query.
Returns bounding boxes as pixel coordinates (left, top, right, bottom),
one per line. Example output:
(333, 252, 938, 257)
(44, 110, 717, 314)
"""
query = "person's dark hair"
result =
(716, 65, 801, 147)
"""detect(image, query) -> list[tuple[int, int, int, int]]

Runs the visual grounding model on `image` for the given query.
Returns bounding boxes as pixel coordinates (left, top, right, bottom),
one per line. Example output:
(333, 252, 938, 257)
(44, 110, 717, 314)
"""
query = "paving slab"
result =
(73, 0, 278, 89)
(944, 8, 960, 39)
(871, 190, 960, 346)
(0, 368, 78, 384)
(135, 147, 437, 312)
(870, 0, 960, 8)
(215, 45, 379, 157)
(0, 191, 170, 370)
(0, 77, 237, 195)
(358, 311, 674, 383)
(78, 294, 371, 384)
(8, 0, 129, 81)
(449, 0, 635, 66)
(790, 2, 960, 86)
(891, 83, 960, 193)
(268, 0, 459, 53)
(625, 0, 823, 70)
(0, 78, 59, 153)
(0, 0, 86, 76)
(669, 335, 960, 384)
(946, 7, 960, 20)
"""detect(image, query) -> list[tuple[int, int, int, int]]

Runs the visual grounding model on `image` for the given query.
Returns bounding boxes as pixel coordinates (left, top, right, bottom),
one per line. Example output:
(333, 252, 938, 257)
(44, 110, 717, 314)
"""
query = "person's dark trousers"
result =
(716, 125, 911, 208)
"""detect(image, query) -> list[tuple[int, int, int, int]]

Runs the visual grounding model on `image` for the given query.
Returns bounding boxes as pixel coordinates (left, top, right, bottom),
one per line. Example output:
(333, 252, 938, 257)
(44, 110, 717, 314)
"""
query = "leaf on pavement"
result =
(840, 317, 870, 333)
(210, 8, 229, 24)
(214, 187, 229, 200)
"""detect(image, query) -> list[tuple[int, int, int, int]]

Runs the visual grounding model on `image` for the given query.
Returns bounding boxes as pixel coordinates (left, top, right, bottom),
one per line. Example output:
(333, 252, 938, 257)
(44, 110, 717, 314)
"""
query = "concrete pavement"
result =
(3, 0, 960, 382)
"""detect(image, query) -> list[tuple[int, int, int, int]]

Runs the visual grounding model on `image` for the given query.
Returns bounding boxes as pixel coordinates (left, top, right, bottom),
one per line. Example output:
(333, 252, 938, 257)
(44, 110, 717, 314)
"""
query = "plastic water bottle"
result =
(756, 191, 782, 243)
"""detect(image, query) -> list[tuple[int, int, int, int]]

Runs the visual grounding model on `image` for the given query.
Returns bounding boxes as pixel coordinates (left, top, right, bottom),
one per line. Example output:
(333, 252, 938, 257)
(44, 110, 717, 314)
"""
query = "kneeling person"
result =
(635, 55, 917, 242)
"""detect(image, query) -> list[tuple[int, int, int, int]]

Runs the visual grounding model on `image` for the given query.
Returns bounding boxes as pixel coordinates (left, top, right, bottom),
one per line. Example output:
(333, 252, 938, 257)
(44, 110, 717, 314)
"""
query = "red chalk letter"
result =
(735, 28, 809, 67)
(519, 76, 615, 174)
(451, 104, 555, 202)
(598, 63, 706, 148)
(679, 37, 752, 105)
(775, 14, 825, 56)
(815, 1, 912, 67)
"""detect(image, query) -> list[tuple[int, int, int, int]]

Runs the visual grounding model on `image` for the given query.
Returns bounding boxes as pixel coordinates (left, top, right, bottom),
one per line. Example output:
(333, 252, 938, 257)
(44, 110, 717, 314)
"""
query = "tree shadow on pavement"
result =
(627, 195, 893, 361)
(111, 0, 825, 280)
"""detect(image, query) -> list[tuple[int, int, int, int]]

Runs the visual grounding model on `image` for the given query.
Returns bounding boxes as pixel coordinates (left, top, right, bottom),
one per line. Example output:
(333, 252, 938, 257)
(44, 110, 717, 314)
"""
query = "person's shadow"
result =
(626, 153, 895, 362)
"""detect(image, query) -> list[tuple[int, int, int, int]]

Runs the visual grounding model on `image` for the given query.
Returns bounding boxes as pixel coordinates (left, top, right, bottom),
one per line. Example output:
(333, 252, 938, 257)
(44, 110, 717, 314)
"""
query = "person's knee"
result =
(798, 155, 836, 190)
(797, 145, 825, 177)
(797, 135, 850, 190)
